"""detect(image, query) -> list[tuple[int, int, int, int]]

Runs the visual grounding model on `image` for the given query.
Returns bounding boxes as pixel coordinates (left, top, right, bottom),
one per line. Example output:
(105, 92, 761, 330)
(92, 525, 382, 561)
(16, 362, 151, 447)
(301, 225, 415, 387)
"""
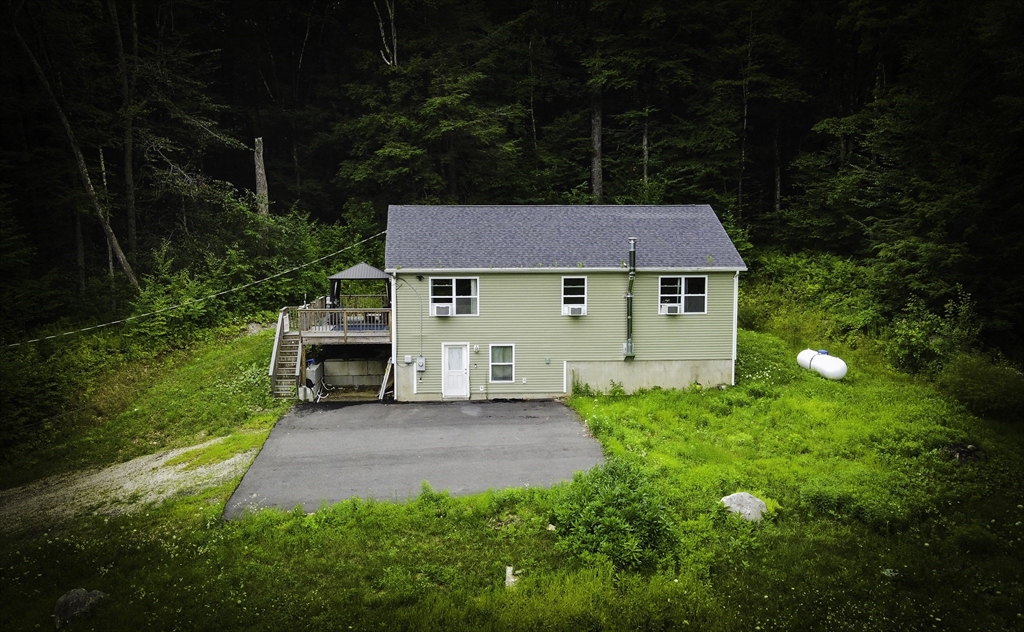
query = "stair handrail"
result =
(268, 307, 287, 380)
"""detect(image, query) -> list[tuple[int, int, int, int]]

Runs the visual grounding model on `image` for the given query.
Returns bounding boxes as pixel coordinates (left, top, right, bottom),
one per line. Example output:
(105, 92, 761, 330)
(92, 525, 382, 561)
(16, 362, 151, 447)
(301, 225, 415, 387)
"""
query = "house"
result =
(384, 204, 746, 401)
(269, 204, 746, 401)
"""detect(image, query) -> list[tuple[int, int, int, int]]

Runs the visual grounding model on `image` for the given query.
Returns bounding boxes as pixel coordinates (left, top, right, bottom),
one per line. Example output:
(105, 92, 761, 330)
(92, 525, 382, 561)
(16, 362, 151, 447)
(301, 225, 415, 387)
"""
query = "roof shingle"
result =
(384, 205, 747, 271)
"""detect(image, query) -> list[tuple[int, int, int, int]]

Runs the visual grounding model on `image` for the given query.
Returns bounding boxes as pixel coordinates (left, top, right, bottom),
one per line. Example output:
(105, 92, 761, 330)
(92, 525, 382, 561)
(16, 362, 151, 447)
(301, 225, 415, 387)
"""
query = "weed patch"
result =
(553, 459, 677, 572)
(0, 329, 289, 487)
(163, 431, 268, 470)
(1, 302, 1022, 630)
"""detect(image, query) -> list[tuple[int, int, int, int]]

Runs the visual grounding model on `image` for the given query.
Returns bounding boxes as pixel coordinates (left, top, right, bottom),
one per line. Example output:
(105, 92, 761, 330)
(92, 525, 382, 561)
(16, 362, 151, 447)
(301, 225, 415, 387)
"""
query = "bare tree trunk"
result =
(738, 75, 749, 219)
(591, 92, 602, 203)
(528, 38, 538, 161)
(373, 0, 397, 66)
(642, 115, 649, 186)
(292, 141, 301, 190)
(108, 0, 138, 259)
(75, 208, 86, 296)
(99, 147, 114, 278)
(254, 137, 269, 216)
(773, 123, 781, 214)
(254, 137, 269, 257)
(12, 6, 140, 290)
(738, 10, 753, 220)
(100, 146, 116, 310)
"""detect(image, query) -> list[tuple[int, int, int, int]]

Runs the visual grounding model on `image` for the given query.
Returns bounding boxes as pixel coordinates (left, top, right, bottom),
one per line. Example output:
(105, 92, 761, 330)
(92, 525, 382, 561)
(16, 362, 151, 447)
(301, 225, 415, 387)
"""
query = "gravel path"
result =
(0, 438, 255, 534)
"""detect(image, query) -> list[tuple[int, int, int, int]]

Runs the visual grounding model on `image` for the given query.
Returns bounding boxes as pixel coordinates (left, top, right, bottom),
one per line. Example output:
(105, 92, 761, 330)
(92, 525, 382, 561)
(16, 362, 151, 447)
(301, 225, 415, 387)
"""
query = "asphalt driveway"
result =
(223, 400, 604, 519)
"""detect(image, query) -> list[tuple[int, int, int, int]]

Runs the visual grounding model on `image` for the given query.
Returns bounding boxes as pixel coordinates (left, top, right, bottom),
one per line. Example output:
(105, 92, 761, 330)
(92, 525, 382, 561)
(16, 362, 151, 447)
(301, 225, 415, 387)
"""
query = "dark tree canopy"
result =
(1, 0, 1021, 356)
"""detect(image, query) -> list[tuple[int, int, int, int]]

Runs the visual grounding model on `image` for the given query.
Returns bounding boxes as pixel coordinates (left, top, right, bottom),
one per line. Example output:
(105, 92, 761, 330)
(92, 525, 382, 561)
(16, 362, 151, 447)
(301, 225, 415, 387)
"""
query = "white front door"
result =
(442, 343, 470, 398)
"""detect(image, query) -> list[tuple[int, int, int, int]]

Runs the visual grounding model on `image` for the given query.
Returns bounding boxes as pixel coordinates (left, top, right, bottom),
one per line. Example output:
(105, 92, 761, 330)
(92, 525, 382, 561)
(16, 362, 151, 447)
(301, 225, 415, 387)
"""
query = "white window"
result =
(562, 277, 587, 315)
(490, 344, 514, 382)
(659, 276, 706, 314)
(430, 277, 478, 316)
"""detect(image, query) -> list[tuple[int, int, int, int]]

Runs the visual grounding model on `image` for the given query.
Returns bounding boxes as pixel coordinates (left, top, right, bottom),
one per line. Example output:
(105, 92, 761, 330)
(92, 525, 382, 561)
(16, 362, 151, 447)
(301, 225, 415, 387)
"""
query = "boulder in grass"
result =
(721, 492, 767, 521)
(53, 588, 107, 629)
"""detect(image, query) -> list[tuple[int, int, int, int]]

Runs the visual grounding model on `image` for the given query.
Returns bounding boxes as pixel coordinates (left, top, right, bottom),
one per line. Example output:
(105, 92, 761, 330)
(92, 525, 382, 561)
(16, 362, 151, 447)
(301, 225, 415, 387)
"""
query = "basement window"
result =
(490, 345, 514, 382)
(659, 276, 706, 314)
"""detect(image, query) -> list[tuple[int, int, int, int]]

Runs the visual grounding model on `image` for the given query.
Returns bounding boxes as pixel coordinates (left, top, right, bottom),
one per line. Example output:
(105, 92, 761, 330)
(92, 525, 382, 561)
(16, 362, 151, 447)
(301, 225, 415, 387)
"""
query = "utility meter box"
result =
(415, 356, 426, 372)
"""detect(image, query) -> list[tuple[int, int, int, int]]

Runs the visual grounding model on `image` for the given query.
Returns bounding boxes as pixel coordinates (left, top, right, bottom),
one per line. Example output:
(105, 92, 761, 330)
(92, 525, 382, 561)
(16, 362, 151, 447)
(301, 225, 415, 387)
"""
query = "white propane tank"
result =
(797, 349, 848, 380)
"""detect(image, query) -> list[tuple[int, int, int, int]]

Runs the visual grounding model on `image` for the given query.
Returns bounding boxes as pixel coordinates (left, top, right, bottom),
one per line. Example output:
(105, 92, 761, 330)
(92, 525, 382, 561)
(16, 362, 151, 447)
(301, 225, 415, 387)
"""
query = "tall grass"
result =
(0, 328, 291, 488)
(2, 265, 1023, 630)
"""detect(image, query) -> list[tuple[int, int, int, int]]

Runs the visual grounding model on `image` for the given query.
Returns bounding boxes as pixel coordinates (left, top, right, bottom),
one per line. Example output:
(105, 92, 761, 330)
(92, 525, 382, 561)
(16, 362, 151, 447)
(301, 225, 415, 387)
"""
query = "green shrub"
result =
(741, 252, 883, 342)
(127, 244, 223, 350)
(936, 353, 1024, 423)
(884, 289, 979, 373)
(553, 459, 676, 572)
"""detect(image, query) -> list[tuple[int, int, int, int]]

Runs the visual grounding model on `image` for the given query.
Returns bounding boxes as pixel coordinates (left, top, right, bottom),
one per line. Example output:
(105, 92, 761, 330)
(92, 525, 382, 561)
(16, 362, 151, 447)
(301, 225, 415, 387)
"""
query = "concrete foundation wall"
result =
(324, 359, 387, 388)
(393, 359, 730, 401)
(567, 359, 732, 395)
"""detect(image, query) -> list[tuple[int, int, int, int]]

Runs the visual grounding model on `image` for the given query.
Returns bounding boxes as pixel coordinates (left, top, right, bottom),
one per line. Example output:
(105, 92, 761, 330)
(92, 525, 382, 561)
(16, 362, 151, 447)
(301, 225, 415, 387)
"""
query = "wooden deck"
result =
(270, 296, 392, 399)
(285, 297, 391, 345)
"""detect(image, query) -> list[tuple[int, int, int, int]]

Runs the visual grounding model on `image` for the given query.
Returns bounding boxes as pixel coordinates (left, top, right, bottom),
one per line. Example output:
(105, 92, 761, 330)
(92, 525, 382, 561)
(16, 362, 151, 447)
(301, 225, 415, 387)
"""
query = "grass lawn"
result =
(1, 325, 1022, 630)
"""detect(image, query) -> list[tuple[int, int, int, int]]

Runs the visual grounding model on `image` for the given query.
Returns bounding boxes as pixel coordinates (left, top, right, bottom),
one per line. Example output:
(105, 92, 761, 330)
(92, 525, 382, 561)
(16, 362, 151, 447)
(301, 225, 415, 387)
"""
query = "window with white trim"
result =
(659, 276, 706, 314)
(561, 276, 587, 315)
(430, 277, 478, 316)
(490, 345, 514, 382)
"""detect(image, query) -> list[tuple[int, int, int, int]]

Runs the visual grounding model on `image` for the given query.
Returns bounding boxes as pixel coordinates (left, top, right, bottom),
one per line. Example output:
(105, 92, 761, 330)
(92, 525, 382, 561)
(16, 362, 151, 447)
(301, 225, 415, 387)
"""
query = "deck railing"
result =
(268, 308, 286, 379)
(286, 306, 391, 341)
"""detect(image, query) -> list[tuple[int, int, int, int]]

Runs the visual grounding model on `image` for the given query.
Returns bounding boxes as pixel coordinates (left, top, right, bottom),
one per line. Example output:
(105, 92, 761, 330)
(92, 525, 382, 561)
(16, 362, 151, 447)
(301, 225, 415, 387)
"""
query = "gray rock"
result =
(53, 588, 107, 629)
(721, 492, 767, 521)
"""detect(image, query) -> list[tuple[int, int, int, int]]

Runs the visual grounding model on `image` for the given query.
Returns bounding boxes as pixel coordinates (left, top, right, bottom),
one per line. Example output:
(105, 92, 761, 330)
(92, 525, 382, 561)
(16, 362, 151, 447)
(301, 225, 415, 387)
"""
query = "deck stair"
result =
(271, 331, 301, 398)
(269, 287, 391, 399)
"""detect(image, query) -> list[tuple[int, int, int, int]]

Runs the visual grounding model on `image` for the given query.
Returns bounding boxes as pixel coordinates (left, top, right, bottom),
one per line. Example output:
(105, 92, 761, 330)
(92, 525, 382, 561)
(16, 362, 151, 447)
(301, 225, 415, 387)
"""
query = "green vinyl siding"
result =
(394, 271, 736, 397)
(633, 273, 734, 359)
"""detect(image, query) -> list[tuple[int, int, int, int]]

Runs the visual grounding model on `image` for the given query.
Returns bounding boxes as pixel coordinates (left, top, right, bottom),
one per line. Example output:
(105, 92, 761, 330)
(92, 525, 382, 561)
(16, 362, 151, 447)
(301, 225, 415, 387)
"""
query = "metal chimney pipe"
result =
(625, 237, 636, 358)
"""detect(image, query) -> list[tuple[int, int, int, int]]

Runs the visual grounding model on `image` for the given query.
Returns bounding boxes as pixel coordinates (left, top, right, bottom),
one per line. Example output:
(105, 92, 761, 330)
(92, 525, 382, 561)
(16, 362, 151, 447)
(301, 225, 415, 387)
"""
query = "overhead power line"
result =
(5, 230, 387, 348)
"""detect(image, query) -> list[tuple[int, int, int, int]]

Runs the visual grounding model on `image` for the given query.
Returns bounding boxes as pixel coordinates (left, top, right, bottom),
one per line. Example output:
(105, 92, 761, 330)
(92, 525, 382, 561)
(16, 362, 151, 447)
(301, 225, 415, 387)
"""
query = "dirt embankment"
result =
(0, 438, 254, 534)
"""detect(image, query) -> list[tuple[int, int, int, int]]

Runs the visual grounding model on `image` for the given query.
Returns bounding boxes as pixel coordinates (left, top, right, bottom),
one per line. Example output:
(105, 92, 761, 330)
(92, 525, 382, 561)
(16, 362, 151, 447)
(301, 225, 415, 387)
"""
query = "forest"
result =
(0, 0, 1021, 441)
(1, 2, 1023, 628)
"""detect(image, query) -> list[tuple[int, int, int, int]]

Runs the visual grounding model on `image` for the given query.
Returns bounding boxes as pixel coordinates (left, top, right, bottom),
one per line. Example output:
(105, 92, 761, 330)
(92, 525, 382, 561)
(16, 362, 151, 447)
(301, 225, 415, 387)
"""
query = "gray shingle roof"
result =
(328, 262, 389, 280)
(384, 205, 747, 271)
